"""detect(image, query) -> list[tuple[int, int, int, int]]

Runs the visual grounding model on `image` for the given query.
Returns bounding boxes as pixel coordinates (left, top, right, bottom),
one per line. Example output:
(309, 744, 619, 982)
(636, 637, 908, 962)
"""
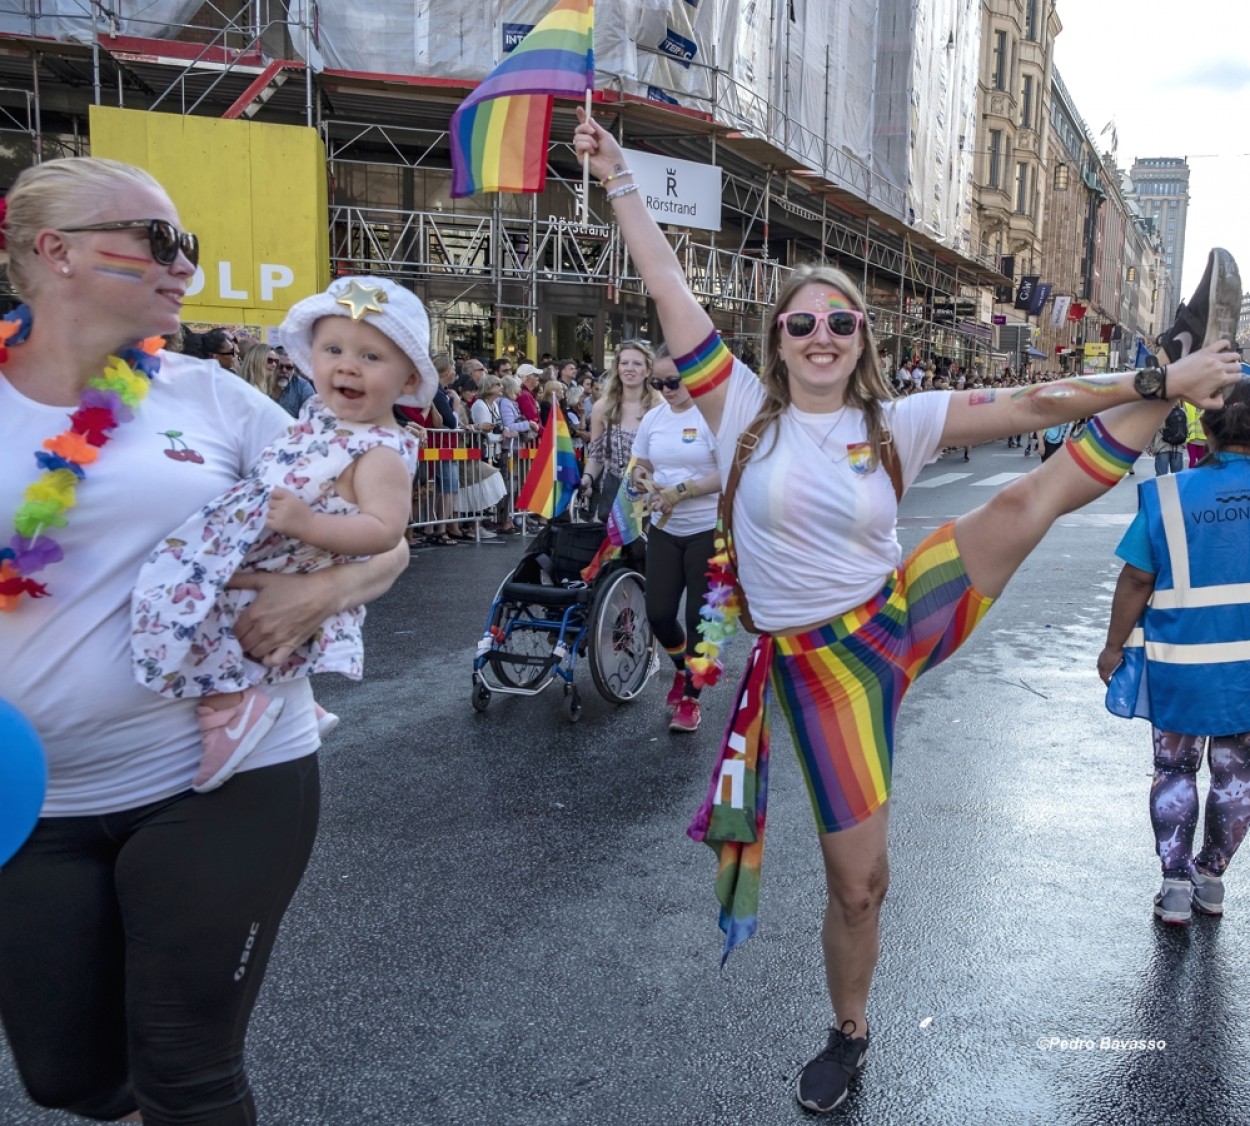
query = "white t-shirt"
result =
(0, 352, 317, 816)
(631, 401, 719, 536)
(714, 356, 950, 632)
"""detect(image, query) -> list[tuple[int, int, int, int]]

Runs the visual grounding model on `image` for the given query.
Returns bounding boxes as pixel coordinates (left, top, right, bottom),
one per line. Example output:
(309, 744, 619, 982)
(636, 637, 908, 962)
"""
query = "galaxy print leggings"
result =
(1150, 728, 1250, 879)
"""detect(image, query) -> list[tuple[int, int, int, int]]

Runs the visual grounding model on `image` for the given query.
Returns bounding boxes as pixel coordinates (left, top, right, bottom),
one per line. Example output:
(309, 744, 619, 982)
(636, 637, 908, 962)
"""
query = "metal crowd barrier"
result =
(410, 429, 497, 540)
(410, 428, 591, 540)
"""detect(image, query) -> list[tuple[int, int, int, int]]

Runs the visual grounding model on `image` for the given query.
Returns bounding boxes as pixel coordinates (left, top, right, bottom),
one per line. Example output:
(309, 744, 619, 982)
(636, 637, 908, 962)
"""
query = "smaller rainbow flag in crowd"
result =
(450, 0, 595, 198)
(515, 407, 580, 518)
(579, 458, 647, 582)
(603, 459, 646, 547)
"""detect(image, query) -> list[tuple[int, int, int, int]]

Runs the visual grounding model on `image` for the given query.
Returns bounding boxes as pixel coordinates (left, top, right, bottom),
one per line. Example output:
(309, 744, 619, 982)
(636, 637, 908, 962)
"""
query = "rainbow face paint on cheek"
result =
(91, 249, 149, 282)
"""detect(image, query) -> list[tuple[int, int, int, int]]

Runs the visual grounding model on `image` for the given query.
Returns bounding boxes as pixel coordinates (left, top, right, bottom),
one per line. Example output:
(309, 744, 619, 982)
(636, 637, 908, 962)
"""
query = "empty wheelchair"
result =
(471, 522, 658, 722)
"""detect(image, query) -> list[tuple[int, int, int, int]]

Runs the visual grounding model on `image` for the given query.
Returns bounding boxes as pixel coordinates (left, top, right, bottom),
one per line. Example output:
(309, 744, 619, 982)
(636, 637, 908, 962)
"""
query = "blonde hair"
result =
(4, 157, 165, 298)
(598, 340, 661, 427)
(500, 375, 521, 398)
(750, 265, 895, 465)
(239, 341, 277, 398)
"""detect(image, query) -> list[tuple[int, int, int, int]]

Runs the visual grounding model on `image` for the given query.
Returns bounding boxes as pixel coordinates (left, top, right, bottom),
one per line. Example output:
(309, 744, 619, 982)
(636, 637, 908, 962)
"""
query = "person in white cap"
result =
(131, 276, 436, 791)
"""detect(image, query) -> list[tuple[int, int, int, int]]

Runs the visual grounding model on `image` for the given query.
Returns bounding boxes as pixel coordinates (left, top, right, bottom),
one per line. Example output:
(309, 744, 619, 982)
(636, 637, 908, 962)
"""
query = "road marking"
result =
(911, 472, 972, 489)
(971, 472, 1027, 487)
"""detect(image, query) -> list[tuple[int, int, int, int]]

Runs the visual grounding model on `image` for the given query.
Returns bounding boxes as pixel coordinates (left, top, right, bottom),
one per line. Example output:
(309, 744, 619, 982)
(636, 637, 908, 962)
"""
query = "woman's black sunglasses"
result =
(59, 219, 200, 268)
(648, 376, 683, 391)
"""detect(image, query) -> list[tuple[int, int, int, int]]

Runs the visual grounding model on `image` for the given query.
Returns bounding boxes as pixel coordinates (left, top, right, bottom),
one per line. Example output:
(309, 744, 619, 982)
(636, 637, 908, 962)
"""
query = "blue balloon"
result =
(0, 699, 46, 867)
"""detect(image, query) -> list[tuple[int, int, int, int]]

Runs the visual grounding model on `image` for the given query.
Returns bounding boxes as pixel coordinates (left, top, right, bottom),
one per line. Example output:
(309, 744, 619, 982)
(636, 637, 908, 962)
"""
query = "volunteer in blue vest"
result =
(1099, 381, 1250, 925)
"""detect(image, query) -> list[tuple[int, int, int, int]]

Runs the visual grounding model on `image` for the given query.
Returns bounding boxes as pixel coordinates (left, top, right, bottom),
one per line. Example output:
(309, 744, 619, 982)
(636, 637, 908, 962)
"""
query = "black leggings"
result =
(645, 524, 716, 665)
(0, 756, 320, 1125)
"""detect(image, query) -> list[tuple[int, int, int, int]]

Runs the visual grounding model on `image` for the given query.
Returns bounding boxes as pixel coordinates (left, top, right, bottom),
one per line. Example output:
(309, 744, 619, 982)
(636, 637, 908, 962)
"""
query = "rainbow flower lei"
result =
(0, 304, 163, 611)
(686, 523, 743, 689)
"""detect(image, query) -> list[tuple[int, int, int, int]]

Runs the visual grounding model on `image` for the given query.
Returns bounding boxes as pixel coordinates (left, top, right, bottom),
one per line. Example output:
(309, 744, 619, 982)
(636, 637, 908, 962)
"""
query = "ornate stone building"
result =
(972, 0, 1062, 356)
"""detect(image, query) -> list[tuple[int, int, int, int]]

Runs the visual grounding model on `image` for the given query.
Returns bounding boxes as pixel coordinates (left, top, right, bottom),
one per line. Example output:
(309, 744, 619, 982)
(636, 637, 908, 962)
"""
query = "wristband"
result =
(606, 183, 640, 202)
(602, 168, 635, 186)
(675, 480, 691, 498)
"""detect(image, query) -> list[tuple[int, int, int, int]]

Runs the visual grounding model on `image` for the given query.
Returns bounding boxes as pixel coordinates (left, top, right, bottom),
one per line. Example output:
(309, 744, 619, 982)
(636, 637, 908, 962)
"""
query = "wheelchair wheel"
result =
(587, 568, 656, 703)
(471, 679, 492, 712)
(563, 683, 583, 723)
(489, 606, 559, 690)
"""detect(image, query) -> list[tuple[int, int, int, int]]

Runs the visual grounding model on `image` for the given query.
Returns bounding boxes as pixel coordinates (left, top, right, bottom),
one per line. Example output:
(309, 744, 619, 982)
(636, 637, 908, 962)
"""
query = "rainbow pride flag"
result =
(450, 0, 595, 198)
(604, 458, 646, 547)
(579, 458, 646, 583)
(515, 407, 580, 518)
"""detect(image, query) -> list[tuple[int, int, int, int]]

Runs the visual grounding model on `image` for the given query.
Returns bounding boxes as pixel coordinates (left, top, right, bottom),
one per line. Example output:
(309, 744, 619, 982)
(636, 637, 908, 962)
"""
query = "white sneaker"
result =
(314, 703, 340, 739)
(1192, 868, 1224, 916)
(1154, 877, 1193, 924)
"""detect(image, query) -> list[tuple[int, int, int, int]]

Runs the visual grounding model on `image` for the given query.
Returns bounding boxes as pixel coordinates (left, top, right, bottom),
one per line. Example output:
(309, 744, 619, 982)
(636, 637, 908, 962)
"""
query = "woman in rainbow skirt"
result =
(574, 112, 1244, 1115)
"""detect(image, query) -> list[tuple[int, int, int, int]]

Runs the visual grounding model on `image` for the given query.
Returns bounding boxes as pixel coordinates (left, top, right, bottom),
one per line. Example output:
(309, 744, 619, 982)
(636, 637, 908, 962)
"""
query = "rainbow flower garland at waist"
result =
(686, 522, 743, 688)
(0, 304, 163, 611)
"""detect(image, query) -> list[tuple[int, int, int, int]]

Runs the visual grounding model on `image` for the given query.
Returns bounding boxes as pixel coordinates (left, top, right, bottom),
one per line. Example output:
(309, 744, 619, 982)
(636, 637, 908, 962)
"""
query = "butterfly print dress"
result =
(131, 398, 417, 699)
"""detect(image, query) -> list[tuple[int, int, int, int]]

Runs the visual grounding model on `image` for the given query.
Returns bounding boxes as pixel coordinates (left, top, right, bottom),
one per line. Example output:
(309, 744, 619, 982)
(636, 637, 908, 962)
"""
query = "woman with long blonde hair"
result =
(575, 111, 1242, 1115)
(238, 340, 278, 398)
(580, 340, 661, 517)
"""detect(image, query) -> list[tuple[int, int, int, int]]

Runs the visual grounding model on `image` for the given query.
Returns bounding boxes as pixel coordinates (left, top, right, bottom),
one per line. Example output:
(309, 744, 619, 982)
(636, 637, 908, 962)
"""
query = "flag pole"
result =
(580, 87, 593, 226)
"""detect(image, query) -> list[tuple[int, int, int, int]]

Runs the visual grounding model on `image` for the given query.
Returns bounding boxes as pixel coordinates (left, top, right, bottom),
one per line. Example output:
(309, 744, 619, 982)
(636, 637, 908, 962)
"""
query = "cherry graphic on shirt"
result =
(160, 430, 205, 464)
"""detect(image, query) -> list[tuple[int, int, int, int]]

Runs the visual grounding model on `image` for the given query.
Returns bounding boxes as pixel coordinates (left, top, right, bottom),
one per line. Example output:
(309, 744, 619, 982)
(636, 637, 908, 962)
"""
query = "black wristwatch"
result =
(1133, 364, 1167, 400)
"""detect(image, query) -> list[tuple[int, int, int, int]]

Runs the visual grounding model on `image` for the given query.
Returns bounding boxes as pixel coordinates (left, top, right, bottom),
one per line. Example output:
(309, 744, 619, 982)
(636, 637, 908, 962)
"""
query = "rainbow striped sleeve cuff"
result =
(676, 332, 733, 398)
(1066, 415, 1138, 486)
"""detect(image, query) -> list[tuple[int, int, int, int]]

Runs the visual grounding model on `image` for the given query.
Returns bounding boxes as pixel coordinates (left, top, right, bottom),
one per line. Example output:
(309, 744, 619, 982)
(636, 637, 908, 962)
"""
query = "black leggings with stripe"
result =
(645, 524, 716, 664)
(0, 756, 319, 1125)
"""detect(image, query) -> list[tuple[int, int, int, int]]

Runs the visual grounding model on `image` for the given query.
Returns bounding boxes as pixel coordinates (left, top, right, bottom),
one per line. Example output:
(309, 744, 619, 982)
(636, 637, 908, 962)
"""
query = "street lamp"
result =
(1053, 163, 1069, 191)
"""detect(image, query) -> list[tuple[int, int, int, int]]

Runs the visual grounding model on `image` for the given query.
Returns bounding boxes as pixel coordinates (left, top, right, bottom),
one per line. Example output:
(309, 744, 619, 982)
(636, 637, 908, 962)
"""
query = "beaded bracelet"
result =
(602, 168, 635, 186)
(606, 183, 640, 202)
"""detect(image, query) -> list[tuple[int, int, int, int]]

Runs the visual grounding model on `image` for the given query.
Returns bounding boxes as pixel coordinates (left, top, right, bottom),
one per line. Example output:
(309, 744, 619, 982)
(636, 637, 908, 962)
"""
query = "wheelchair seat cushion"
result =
(500, 581, 593, 608)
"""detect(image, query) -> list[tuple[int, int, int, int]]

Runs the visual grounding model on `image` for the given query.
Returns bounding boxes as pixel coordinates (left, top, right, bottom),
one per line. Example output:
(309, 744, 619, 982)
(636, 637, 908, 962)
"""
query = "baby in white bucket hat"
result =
(131, 277, 431, 791)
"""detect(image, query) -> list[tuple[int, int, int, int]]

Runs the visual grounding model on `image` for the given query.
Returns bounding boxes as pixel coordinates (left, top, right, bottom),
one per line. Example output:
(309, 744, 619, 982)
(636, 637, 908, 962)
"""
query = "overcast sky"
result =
(1052, 0, 1250, 303)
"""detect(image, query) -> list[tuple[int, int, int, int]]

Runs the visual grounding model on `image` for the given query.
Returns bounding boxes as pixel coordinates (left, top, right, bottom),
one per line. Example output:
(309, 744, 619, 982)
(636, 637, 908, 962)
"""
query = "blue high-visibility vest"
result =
(1107, 456, 1250, 736)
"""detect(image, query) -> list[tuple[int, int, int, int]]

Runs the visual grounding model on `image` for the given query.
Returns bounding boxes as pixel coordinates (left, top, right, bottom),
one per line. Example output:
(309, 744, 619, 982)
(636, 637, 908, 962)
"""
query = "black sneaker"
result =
(1156, 248, 1242, 362)
(795, 1022, 870, 1113)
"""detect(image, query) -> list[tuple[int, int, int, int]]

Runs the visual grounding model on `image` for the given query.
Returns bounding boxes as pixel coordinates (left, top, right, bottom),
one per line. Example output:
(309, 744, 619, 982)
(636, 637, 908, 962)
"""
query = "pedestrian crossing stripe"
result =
(909, 472, 972, 489)
(970, 472, 1027, 487)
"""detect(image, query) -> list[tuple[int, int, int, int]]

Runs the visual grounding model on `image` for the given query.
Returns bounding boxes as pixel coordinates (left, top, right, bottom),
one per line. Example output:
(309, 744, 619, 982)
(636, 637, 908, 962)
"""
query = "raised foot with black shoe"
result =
(1156, 248, 1242, 362)
(795, 1021, 869, 1113)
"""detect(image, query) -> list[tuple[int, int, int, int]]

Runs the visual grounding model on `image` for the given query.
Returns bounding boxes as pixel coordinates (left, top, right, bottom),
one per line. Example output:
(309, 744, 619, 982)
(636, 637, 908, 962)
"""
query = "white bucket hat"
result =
(279, 276, 439, 408)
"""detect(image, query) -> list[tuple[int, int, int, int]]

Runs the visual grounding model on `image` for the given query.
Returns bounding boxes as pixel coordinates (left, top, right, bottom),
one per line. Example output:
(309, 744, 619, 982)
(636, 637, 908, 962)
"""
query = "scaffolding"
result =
(0, 1, 1005, 366)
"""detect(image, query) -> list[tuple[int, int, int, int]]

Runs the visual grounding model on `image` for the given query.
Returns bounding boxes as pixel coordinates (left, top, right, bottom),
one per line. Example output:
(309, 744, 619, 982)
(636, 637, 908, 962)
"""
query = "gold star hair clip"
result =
(335, 279, 388, 321)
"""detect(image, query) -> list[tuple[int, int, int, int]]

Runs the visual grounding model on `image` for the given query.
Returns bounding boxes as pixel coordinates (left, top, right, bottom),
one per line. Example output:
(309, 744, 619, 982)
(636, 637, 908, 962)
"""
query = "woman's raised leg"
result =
(954, 399, 1169, 598)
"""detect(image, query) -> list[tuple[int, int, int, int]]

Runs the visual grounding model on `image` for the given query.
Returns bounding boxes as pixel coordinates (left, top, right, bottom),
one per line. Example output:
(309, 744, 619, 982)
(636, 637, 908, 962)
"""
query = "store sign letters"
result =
(623, 147, 722, 232)
(185, 263, 296, 304)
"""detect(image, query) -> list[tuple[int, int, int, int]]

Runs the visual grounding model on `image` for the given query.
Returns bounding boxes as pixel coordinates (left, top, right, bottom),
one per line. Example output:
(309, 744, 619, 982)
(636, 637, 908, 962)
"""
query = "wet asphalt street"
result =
(4, 441, 1249, 1126)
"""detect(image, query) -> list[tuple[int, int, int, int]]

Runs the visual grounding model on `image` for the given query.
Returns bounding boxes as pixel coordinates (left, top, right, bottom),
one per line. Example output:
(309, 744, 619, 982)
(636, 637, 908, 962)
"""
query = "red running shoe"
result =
(666, 670, 687, 711)
(669, 697, 701, 733)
